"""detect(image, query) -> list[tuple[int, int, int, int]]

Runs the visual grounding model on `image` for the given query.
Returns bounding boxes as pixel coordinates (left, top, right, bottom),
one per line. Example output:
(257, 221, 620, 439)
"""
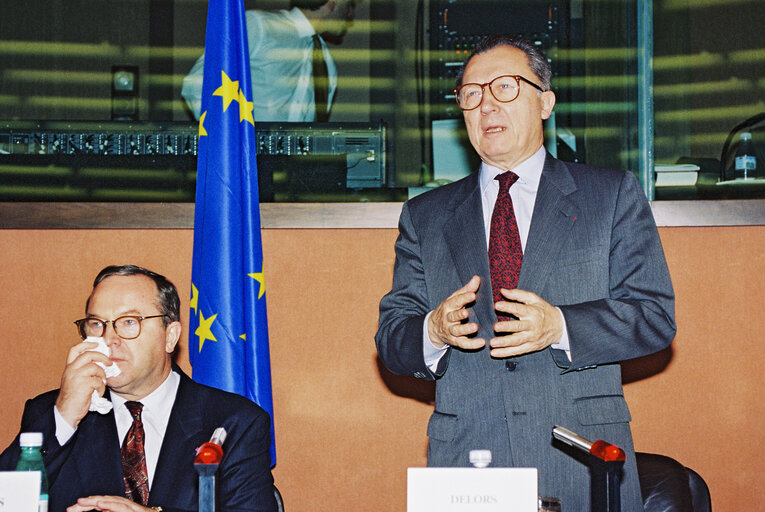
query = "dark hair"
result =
(455, 35, 552, 91)
(88, 264, 181, 324)
(289, 0, 328, 10)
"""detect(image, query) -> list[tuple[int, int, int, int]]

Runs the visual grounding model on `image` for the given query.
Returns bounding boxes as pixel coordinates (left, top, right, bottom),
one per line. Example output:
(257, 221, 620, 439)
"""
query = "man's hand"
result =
(427, 275, 486, 350)
(489, 288, 563, 358)
(67, 496, 154, 512)
(55, 341, 112, 429)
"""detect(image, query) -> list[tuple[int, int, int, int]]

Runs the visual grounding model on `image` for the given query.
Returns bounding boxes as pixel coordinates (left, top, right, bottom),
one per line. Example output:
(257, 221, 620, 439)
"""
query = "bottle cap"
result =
(19, 432, 43, 447)
(469, 449, 492, 468)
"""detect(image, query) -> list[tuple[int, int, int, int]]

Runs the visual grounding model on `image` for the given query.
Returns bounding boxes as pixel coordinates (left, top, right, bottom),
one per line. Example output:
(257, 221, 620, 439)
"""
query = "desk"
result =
(655, 174, 765, 201)
(1, 200, 765, 228)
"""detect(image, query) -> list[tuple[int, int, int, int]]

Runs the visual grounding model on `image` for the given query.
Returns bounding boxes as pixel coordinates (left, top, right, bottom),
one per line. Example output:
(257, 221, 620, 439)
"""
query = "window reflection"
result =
(0, 0, 762, 202)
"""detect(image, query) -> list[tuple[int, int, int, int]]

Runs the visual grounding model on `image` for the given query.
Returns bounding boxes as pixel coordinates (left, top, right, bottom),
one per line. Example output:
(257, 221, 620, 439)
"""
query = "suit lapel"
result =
(150, 370, 204, 505)
(443, 173, 496, 329)
(441, 157, 579, 326)
(518, 155, 579, 292)
(73, 392, 125, 496)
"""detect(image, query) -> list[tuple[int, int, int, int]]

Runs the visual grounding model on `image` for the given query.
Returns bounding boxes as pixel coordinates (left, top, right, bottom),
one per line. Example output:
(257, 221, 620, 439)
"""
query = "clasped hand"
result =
(67, 496, 155, 511)
(427, 275, 563, 358)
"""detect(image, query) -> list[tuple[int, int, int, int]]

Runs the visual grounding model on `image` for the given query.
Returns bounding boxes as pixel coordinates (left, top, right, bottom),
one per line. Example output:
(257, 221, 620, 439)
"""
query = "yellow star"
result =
(239, 334, 246, 341)
(195, 311, 218, 353)
(248, 272, 265, 299)
(190, 283, 199, 315)
(239, 89, 254, 125)
(198, 111, 207, 137)
(212, 70, 239, 112)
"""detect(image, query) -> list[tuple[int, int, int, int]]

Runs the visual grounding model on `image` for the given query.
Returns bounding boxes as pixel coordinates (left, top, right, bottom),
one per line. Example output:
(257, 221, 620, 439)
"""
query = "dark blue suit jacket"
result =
(0, 368, 276, 512)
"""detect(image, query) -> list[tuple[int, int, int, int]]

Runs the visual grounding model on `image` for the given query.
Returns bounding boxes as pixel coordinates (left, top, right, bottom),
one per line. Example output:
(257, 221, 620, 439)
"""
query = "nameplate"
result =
(407, 467, 538, 512)
(0, 471, 40, 512)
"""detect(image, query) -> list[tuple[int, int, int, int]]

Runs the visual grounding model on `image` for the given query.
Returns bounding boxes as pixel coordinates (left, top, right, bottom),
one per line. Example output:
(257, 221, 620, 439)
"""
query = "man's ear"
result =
(540, 90, 556, 120)
(165, 321, 182, 354)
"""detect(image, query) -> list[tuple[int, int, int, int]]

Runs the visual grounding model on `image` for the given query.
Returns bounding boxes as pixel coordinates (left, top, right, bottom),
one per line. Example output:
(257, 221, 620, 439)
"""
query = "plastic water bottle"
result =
(734, 132, 758, 180)
(468, 449, 491, 468)
(15, 432, 49, 512)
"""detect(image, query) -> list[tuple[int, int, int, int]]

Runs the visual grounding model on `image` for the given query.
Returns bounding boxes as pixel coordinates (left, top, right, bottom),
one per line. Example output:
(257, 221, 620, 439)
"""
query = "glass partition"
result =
(652, 0, 765, 200)
(0, 0, 762, 202)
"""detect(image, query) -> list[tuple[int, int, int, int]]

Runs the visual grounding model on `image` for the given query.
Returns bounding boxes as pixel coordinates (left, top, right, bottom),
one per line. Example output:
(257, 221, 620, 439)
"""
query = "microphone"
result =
(552, 425, 625, 462)
(195, 427, 227, 512)
(552, 426, 625, 512)
(195, 427, 227, 465)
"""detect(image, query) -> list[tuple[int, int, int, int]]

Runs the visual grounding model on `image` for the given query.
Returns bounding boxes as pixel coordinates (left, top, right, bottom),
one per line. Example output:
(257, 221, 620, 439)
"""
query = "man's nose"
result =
(103, 323, 122, 345)
(480, 88, 499, 113)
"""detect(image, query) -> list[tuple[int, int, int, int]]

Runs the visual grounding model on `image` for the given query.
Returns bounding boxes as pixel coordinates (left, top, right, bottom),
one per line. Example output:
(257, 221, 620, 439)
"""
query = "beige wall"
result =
(0, 226, 762, 510)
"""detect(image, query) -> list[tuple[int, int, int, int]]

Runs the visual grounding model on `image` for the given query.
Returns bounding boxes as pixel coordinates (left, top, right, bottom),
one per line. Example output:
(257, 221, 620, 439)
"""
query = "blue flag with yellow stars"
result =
(189, 0, 275, 465)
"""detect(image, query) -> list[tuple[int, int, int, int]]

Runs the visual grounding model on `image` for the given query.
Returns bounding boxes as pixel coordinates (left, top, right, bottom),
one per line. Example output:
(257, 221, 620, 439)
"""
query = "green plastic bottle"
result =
(15, 432, 49, 512)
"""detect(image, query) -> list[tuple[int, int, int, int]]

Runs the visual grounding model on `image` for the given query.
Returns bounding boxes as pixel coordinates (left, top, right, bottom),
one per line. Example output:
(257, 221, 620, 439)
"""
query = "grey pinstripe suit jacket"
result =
(376, 153, 676, 511)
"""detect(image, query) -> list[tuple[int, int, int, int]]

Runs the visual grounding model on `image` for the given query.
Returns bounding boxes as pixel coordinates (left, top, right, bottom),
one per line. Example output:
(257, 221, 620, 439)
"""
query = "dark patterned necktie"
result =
(122, 401, 149, 505)
(488, 171, 523, 320)
(312, 34, 330, 122)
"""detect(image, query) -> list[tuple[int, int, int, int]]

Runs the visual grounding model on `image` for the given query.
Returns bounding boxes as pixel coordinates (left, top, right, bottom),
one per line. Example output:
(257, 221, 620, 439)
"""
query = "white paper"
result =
(408, 467, 538, 512)
(0, 471, 40, 512)
(654, 164, 699, 187)
(84, 337, 121, 414)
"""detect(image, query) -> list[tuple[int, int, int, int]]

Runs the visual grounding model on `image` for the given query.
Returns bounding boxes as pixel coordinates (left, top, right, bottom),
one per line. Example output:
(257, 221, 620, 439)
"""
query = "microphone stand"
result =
(552, 426, 625, 512)
(194, 427, 227, 512)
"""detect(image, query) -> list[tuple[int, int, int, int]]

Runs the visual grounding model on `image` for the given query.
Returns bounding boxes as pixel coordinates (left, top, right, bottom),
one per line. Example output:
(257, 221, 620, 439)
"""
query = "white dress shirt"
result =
(181, 7, 337, 122)
(423, 147, 571, 369)
(54, 370, 181, 488)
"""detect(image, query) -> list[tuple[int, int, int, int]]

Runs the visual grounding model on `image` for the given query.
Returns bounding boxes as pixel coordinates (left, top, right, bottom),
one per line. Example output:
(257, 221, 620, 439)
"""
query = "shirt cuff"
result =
(53, 405, 77, 446)
(423, 311, 448, 372)
(550, 307, 572, 361)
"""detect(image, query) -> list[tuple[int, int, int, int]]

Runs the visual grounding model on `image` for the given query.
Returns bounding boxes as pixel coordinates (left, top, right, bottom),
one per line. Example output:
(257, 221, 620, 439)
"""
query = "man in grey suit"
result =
(375, 35, 675, 511)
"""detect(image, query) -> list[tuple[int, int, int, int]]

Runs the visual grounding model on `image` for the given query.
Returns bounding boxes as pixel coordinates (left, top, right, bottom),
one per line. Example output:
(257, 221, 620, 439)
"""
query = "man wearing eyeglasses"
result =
(0, 265, 277, 512)
(376, 35, 675, 511)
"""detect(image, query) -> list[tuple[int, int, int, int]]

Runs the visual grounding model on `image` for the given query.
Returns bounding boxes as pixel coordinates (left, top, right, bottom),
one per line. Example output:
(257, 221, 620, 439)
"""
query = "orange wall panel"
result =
(0, 226, 763, 511)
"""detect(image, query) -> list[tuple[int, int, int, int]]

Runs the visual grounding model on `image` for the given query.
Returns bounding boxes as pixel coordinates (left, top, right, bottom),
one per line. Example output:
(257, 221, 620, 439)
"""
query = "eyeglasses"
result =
(453, 74, 546, 111)
(74, 314, 167, 340)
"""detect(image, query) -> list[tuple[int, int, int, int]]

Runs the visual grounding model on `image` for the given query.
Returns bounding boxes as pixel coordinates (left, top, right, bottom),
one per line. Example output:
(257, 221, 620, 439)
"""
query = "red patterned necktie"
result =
(488, 171, 523, 320)
(122, 401, 149, 505)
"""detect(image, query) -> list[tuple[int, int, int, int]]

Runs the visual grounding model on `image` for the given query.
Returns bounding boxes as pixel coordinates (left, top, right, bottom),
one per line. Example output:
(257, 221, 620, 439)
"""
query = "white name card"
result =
(0, 471, 40, 512)
(407, 467, 538, 512)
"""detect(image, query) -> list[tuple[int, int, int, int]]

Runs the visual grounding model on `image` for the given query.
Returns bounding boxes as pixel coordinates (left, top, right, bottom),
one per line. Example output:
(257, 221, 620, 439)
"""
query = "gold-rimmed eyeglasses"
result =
(74, 314, 167, 340)
(453, 74, 546, 111)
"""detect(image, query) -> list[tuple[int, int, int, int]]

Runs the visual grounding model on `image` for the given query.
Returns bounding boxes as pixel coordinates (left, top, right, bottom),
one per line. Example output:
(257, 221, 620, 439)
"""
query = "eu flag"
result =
(189, 0, 275, 465)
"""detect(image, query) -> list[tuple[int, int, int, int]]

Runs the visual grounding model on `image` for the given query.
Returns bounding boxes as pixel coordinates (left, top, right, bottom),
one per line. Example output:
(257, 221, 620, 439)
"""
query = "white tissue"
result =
(84, 336, 122, 414)
(86, 336, 122, 378)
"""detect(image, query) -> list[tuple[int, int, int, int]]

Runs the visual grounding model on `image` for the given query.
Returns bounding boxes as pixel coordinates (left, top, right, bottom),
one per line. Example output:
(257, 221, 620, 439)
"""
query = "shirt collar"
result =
(479, 145, 547, 193)
(111, 369, 180, 420)
(287, 6, 317, 37)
